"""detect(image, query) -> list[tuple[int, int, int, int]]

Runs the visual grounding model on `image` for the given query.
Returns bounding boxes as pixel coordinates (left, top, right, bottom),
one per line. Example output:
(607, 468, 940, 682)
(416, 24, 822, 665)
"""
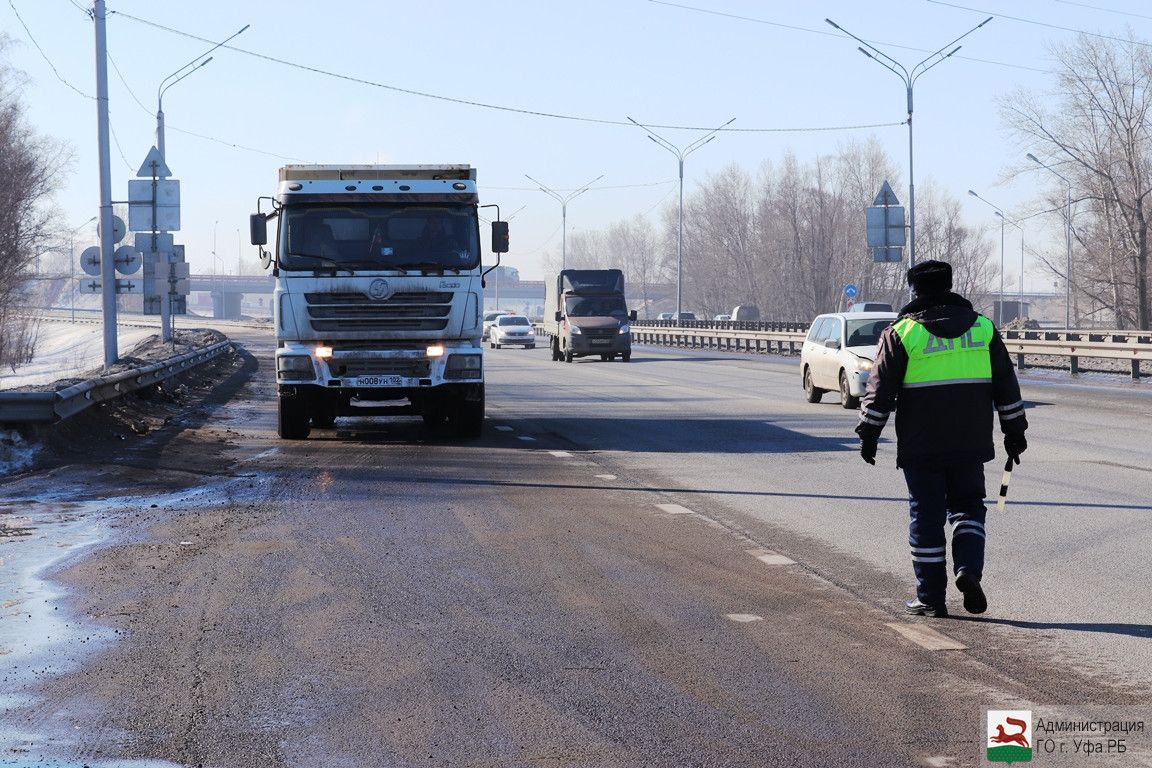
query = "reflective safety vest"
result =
(893, 315, 994, 388)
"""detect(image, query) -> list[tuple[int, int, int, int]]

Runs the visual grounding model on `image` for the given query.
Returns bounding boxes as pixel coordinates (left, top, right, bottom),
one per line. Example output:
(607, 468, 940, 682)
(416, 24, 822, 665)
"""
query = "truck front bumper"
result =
(275, 343, 482, 391)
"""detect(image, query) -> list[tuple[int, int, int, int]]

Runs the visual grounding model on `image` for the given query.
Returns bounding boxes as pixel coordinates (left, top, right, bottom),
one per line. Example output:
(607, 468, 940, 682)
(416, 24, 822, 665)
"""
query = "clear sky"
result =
(2, 0, 1147, 289)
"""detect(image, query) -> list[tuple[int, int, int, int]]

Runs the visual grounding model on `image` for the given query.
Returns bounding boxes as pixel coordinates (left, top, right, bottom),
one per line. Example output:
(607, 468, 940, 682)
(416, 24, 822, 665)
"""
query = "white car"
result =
(800, 311, 897, 409)
(489, 314, 536, 349)
(482, 310, 511, 340)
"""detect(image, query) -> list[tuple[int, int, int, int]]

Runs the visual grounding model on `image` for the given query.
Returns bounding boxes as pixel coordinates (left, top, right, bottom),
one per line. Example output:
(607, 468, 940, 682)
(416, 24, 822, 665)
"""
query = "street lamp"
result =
(1027, 153, 1075, 329)
(626, 116, 735, 318)
(968, 190, 1023, 325)
(826, 16, 992, 269)
(524, 173, 603, 271)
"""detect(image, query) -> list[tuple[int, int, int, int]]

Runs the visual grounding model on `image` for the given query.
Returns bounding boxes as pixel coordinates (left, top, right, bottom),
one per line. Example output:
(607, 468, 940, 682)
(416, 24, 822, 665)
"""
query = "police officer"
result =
(855, 260, 1028, 617)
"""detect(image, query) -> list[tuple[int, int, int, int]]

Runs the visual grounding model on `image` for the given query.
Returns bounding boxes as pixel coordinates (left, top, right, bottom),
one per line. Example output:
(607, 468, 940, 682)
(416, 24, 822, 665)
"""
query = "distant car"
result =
(657, 312, 674, 320)
(713, 314, 731, 321)
(673, 311, 696, 321)
(847, 302, 894, 313)
(800, 311, 898, 409)
(482, 310, 511, 340)
(488, 314, 536, 349)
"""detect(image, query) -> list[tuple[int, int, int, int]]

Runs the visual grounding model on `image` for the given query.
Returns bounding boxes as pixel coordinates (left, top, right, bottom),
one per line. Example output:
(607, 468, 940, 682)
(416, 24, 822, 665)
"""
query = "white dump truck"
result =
(250, 165, 508, 439)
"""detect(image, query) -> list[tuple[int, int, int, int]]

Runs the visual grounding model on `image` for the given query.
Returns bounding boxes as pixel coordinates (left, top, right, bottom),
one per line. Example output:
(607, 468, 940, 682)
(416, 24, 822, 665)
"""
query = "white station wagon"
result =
(800, 311, 898, 409)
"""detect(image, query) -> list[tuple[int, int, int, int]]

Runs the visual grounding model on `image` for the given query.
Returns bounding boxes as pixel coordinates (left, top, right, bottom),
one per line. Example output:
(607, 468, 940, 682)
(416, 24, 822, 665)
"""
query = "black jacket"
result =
(856, 292, 1028, 468)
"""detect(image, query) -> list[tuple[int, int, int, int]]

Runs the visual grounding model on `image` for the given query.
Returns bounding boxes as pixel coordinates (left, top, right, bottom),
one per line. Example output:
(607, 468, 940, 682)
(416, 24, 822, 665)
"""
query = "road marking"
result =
(725, 613, 764, 623)
(495, 425, 514, 432)
(744, 547, 796, 566)
(884, 622, 968, 651)
(517, 436, 536, 442)
(549, 451, 573, 458)
(655, 503, 694, 515)
(594, 474, 617, 480)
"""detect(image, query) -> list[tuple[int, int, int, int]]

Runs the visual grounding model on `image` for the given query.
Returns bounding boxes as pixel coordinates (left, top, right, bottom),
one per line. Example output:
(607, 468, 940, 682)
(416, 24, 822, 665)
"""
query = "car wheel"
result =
(840, 370, 860, 410)
(803, 367, 825, 404)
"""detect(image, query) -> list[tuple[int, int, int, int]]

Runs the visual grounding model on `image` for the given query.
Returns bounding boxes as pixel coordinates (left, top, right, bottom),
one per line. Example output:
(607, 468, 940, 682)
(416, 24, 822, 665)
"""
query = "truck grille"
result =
(329, 358, 431, 378)
(581, 328, 618, 339)
(304, 292, 452, 332)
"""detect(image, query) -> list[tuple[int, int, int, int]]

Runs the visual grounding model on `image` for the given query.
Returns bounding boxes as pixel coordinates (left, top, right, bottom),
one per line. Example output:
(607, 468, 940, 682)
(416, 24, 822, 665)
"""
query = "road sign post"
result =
(866, 181, 906, 264)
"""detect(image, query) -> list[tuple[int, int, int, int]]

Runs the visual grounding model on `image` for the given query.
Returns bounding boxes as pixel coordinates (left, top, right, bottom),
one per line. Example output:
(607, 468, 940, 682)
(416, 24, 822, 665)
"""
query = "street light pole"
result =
(968, 189, 1020, 325)
(524, 173, 603, 270)
(1027, 153, 1075, 329)
(626, 116, 735, 318)
(826, 16, 992, 270)
(154, 23, 248, 342)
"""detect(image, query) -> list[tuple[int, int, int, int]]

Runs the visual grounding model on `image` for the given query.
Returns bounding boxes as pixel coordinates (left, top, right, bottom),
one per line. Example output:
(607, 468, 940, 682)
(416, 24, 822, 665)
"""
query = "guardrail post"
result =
(1133, 360, 1141, 380)
(1069, 356, 1079, 375)
(1017, 353, 1027, 370)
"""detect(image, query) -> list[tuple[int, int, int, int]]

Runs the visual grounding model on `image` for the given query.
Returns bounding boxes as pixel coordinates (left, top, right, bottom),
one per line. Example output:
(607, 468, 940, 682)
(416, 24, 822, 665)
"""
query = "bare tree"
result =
(0, 35, 71, 372)
(1002, 31, 1152, 329)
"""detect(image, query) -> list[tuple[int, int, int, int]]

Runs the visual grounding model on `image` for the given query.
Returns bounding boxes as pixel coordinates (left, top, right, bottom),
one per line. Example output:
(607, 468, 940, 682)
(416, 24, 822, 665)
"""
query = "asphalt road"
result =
(1, 328, 1149, 767)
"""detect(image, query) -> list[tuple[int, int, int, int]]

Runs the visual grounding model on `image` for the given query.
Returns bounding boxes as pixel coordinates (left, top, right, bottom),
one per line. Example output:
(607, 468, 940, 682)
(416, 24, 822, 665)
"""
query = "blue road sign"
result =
(844, 283, 859, 299)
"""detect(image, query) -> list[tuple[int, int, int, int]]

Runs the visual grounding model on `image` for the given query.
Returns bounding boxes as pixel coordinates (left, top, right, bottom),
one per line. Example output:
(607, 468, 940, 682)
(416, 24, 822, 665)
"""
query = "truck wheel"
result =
(621, 352, 631, 362)
(551, 339, 562, 361)
(422, 412, 447, 429)
(839, 370, 860, 410)
(278, 396, 311, 439)
(564, 349, 573, 363)
(452, 395, 484, 438)
(600, 354, 610, 361)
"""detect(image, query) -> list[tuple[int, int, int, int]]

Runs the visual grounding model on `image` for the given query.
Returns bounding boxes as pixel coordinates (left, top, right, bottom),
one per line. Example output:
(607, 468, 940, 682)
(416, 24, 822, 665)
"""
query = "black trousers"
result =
(902, 462, 987, 605)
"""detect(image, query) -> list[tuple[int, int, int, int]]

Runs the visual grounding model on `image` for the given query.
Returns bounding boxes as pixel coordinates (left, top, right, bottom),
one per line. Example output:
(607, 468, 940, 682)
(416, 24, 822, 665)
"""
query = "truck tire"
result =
(422, 412, 447, 429)
(452, 393, 484, 438)
(564, 348, 573, 363)
(551, 339, 562, 361)
(278, 396, 311, 439)
(622, 352, 631, 362)
(311, 397, 337, 428)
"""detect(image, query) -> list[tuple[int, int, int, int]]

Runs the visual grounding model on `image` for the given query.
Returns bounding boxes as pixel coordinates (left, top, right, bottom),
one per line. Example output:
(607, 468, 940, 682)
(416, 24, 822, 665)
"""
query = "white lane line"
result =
(594, 474, 617, 480)
(549, 451, 573, 458)
(744, 548, 796, 566)
(884, 622, 968, 651)
(495, 425, 514, 432)
(655, 503, 694, 515)
(725, 613, 764, 623)
(517, 436, 537, 442)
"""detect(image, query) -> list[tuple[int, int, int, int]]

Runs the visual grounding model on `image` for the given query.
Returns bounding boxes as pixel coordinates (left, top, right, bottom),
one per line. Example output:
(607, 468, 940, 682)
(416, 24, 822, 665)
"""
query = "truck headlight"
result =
(569, 325, 582, 335)
(618, 324, 631, 335)
(277, 355, 314, 380)
(445, 353, 482, 380)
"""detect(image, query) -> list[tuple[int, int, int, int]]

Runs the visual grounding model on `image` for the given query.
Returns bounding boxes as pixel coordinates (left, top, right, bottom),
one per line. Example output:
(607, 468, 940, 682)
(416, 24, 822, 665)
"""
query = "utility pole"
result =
(94, 0, 118, 369)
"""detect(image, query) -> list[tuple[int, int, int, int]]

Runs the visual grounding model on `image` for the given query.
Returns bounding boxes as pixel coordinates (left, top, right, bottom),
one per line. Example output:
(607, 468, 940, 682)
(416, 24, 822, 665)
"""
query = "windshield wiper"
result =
(284, 253, 354, 276)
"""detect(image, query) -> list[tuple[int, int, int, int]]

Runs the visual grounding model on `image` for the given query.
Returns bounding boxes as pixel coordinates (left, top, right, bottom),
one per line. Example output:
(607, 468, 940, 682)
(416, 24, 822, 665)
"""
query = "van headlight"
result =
(618, 324, 631, 335)
(569, 325, 582, 335)
(445, 353, 482, 380)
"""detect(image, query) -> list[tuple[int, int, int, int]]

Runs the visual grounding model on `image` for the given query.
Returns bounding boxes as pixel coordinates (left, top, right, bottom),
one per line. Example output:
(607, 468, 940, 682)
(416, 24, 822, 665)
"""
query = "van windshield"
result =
(565, 295, 627, 318)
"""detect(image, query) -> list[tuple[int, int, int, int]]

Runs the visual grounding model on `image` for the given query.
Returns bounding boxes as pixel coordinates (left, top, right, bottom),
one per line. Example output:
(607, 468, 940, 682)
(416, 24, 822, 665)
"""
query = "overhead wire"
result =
(926, 0, 1152, 48)
(109, 9, 903, 134)
(8, 0, 94, 99)
(1052, 0, 1152, 21)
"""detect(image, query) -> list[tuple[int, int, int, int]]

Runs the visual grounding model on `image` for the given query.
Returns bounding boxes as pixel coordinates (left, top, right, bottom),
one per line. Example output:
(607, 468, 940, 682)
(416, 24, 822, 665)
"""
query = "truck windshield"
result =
(279, 204, 480, 272)
(565, 295, 627, 318)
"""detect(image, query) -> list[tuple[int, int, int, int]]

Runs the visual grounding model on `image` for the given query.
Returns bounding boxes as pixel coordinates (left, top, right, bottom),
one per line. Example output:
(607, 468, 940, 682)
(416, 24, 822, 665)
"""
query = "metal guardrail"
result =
(0, 339, 233, 425)
(536, 322, 1152, 379)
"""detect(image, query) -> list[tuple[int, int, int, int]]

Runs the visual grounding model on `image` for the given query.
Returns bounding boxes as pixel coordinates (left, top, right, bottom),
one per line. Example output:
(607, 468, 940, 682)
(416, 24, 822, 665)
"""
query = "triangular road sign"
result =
(136, 146, 172, 178)
(873, 180, 901, 207)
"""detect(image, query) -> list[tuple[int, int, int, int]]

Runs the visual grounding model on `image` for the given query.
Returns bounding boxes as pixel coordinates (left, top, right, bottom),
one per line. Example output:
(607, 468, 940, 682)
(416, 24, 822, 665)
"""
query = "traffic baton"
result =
(995, 456, 1015, 513)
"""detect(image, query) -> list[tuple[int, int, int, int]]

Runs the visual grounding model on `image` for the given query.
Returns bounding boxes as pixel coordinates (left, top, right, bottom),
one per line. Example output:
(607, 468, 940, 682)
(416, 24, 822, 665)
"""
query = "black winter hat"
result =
(907, 260, 952, 295)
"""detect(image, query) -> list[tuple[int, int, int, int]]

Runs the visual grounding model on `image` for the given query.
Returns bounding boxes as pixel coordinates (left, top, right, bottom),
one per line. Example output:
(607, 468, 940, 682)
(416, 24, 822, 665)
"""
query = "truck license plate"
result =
(354, 375, 404, 387)
(590, 339, 611, 347)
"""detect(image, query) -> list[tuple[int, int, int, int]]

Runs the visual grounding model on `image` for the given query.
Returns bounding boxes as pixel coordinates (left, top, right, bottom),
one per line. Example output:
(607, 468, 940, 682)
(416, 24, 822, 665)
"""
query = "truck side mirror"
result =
(629, 310, 637, 321)
(249, 214, 267, 246)
(491, 221, 509, 253)
(554, 310, 563, 322)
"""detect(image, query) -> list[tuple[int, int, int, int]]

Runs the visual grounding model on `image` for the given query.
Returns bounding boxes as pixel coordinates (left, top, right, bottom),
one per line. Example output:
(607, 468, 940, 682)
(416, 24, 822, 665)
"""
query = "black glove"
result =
(1004, 433, 1028, 465)
(856, 423, 881, 466)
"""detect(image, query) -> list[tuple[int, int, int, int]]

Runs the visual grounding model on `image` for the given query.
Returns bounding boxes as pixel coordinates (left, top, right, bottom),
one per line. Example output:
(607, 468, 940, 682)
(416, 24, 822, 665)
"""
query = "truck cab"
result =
(544, 269, 636, 363)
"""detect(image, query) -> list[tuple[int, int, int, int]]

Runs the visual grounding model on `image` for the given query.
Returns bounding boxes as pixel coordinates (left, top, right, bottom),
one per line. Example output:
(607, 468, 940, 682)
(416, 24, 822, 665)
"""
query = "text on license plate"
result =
(355, 375, 404, 387)
(590, 339, 611, 346)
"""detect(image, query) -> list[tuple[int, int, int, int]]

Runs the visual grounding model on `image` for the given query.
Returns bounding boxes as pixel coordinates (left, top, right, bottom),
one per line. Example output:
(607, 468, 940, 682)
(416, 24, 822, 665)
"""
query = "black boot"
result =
(956, 570, 987, 614)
